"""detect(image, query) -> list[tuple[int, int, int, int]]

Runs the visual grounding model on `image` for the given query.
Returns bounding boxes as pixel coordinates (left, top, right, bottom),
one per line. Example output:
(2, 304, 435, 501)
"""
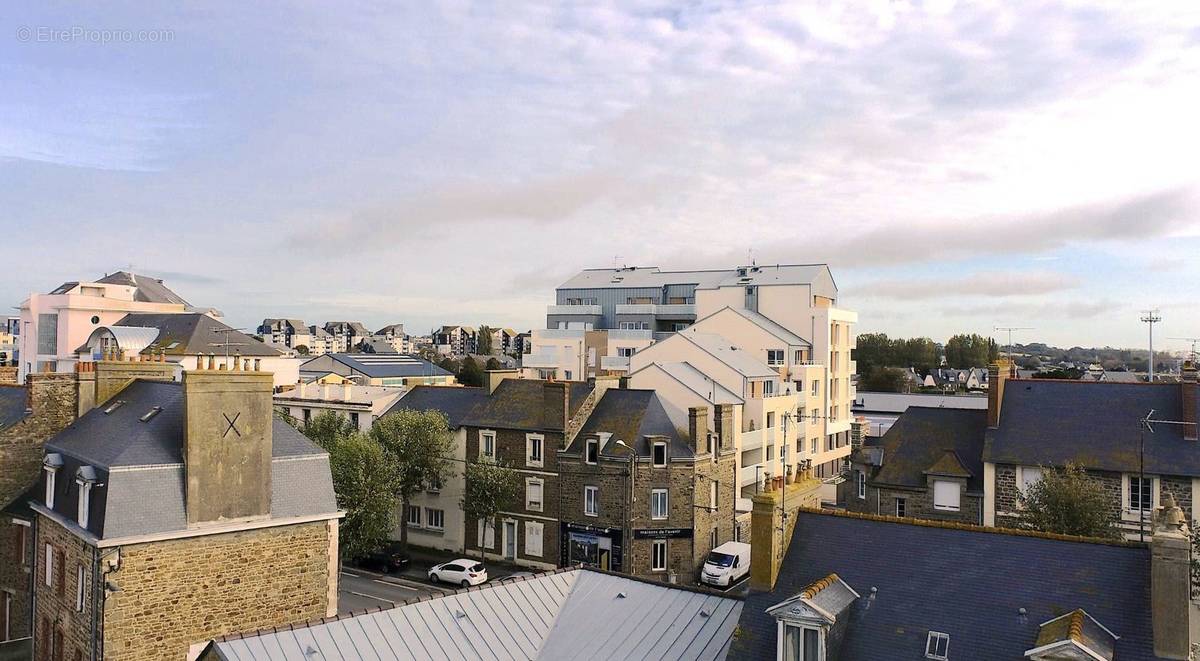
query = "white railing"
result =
(739, 463, 766, 488)
(615, 304, 657, 315)
(614, 304, 696, 316)
(521, 353, 560, 368)
(600, 355, 630, 371)
(606, 329, 653, 341)
(547, 304, 602, 315)
(655, 304, 696, 316)
(534, 329, 585, 340)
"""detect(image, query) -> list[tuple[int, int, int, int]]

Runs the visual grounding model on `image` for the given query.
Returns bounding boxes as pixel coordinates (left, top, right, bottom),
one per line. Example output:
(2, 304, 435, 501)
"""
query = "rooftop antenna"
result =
(1140, 309, 1162, 381)
(747, 248, 755, 266)
(1168, 337, 1200, 363)
(993, 326, 1033, 359)
(212, 327, 249, 359)
(612, 255, 624, 269)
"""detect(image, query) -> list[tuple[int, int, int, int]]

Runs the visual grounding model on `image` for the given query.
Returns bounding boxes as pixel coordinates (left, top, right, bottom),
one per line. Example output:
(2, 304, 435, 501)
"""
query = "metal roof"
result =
(305, 353, 453, 379)
(629, 362, 744, 406)
(95, 270, 191, 305)
(675, 330, 779, 379)
(206, 568, 742, 660)
(75, 325, 161, 355)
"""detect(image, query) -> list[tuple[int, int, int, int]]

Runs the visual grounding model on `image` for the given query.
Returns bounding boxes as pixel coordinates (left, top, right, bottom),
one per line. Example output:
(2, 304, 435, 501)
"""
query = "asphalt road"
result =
(338, 567, 446, 614)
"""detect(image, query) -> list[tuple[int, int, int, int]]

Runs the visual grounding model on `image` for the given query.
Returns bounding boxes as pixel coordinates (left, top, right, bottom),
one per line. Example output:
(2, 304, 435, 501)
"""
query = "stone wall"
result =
(101, 520, 333, 660)
(0, 368, 17, 386)
(32, 514, 96, 660)
(0, 375, 76, 508)
(0, 519, 33, 642)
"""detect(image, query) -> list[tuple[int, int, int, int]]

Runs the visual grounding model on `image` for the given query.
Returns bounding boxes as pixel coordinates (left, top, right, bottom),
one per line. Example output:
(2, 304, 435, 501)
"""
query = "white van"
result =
(700, 541, 751, 587)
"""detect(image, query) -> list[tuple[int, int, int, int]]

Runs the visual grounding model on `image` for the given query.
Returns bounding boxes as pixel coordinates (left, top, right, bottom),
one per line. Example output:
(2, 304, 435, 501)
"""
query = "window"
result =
(525, 521, 544, 557)
(477, 518, 495, 549)
(766, 444, 774, 461)
(896, 498, 907, 517)
(710, 528, 718, 550)
(810, 438, 818, 454)
(427, 474, 442, 493)
(76, 480, 92, 529)
(767, 349, 784, 366)
(652, 441, 667, 467)
(1018, 466, 1042, 493)
(617, 346, 635, 358)
(763, 380, 775, 396)
(406, 505, 422, 528)
(766, 412, 775, 429)
(925, 631, 950, 659)
(526, 478, 543, 512)
(933, 480, 960, 511)
(584, 486, 599, 516)
(811, 380, 820, 396)
(425, 508, 445, 530)
(856, 471, 866, 499)
(480, 431, 496, 460)
(650, 489, 669, 520)
(810, 409, 819, 425)
(16, 524, 27, 566)
(651, 539, 667, 572)
(564, 370, 573, 380)
(75, 565, 85, 612)
(585, 437, 599, 464)
(709, 481, 718, 511)
(302, 408, 311, 424)
(349, 412, 359, 428)
(1128, 475, 1154, 513)
(794, 349, 802, 364)
(783, 624, 820, 660)
(526, 434, 544, 468)
(37, 314, 58, 355)
(44, 465, 58, 509)
(44, 544, 53, 587)
(3, 591, 9, 642)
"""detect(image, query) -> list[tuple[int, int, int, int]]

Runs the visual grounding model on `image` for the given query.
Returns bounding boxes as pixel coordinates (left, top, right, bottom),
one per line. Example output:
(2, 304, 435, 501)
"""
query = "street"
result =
(338, 567, 445, 614)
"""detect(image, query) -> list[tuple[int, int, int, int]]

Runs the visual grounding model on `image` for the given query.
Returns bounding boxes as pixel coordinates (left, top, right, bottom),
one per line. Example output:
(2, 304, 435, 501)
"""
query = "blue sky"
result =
(3, 2, 1199, 349)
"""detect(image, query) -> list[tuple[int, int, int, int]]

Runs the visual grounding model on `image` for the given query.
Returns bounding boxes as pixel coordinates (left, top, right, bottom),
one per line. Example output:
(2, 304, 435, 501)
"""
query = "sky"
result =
(3, 2, 1199, 350)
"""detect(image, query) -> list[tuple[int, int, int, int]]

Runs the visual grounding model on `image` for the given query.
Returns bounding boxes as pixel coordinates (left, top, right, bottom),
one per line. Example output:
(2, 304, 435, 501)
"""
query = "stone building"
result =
(845, 407, 986, 524)
(557, 391, 737, 581)
(1, 355, 340, 660)
(461, 378, 599, 569)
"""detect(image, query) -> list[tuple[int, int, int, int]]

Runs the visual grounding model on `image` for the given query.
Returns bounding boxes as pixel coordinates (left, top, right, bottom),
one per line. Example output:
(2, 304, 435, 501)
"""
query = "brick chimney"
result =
(850, 416, 868, 450)
(542, 381, 569, 431)
(1181, 361, 1197, 441)
(688, 406, 709, 454)
(1150, 494, 1192, 658)
(713, 403, 735, 454)
(987, 358, 1013, 429)
(183, 356, 274, 524)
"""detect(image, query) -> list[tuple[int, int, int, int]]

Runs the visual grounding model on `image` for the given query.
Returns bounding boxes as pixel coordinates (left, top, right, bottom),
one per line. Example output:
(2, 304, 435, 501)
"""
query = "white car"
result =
(428, 559, 488, 587)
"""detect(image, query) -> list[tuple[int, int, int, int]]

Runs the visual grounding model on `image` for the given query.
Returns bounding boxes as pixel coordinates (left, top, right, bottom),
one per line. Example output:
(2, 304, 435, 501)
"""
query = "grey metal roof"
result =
(115, 313, 282, 357)
(0, 385, 28, 431)
(96, 270, 191, 305)
(675, 330, 778, 379)
(558, 267, 732, 290)
(206, 568, 742, 661)
(302, 353, 452, 379)
(704, 307, 812, 347)
(74, 325, 162, 354)
(630, 362, 743, 405)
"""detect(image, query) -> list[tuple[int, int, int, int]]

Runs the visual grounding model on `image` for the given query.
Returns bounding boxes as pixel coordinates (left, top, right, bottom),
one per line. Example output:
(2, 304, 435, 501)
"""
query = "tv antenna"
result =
(212, 327, 249, 359)
(993, 326, 1033, 358)
(1140, 309, 1162, 381)
(1169, 336, 1200, 363)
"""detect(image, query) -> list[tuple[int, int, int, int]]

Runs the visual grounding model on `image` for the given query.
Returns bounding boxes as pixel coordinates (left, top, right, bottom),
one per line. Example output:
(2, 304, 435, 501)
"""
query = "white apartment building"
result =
(16, 271, 206, 380)
(274, 382, 407, 431)
(521, 328, 655, 380)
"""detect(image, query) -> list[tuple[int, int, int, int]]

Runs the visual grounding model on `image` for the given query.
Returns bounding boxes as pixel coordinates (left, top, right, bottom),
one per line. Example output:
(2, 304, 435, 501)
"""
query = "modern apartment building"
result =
(521, 328, 655, 380)
(257, 318, 311, 350)
(433, 325, 476, 356)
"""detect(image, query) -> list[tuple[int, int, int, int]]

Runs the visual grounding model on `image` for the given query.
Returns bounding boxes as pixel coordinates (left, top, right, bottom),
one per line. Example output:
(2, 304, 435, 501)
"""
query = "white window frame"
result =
(526, 478, 544, 512)
(480, 430, 496, 460)
(477, 518, 495, 549)
(585, 437, 599, 465)
(652, 441, 668, 468)
(709, 481, 718, 511)
(14, 520, 29, 566)
(44, 544, 53, 587)
(651, 539, 667, 572)
(650, 489, 669, 520)
(780, 622, 823, 661)
(856, 470, 866, 499)
(44, 467, 56, 509)
(406, 504, 422, 528)
(933, 480, 960, 512)
(767, 349, 784, 366)
(526, 433, 544, 468)
(810, 409, 819, 426)
(1123, 474, 1159, 520)
(75, 564, 85, 612)
(76, 480, 92, 529)
(763, 380, 775, 396)
(896, 497, 906, 517)
(525, 521, 544, 557)
(584, 486, 599, 517)
(424, 508, 445, 531)
(1017, 465, 1043, 493)
(925, 631, 950, 660)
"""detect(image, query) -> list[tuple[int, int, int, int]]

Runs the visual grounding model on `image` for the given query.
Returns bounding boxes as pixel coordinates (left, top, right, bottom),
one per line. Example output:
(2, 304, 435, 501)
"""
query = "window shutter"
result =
(55, 549, 65, 596)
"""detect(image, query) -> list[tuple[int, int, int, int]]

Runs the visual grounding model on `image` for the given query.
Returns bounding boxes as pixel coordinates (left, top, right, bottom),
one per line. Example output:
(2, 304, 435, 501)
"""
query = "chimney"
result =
(183, 360, 274, 524)
(485, 369, 520, 395)
(1150, 494, 1192, 658)
(987, 358, 1013, 429)
(1181, 361, 1197, 441)
(713, 403, 735, 454)
(688, 406, 709, 454)
(543, 381, 569, 431)
(851, 416, 868, 450)
(94, 353, 175, 405)
(25, 371, 79, 439)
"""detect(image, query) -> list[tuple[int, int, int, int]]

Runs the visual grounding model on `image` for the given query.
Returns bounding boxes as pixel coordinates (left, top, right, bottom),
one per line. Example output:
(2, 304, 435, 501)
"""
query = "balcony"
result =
(614, 303, 696, 317)
(739, 463, 765, 488)
(740, 427, 769, 453)
(547, 304, 602, 316)
(600, 355, 630, 371)
(521, 352, 560, 368)
(534, 328, 585, 340)
(606, 329, 653, 341)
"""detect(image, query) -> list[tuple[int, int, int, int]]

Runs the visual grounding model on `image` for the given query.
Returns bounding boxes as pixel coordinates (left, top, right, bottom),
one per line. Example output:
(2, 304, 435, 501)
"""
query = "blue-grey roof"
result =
(96, 270, 191, 305)
(984, 379, 1200, 476)
(37, 379, 335, 539)
(867, 407, 987, 493)
(302, 353, 452, 379)
(464, 379, 593, 432)
(383, 385, 487, 428)
(568, 389, 690, 458)
(728, 511, 1155, 661)
(0, 385, 28, 431)
(205, 568, 742, 660)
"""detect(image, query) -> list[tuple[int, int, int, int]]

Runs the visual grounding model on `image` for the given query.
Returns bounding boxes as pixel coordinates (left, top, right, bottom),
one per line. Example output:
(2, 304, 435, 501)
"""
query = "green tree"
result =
(437, 356, 460, 374)
(485, 357, 502, 371)
(294, 344, 310, 355)
(1017, 464, 1119, 539)
(462, 459, 522, 559)
(476, 326, 493, 355)
(861, 366, 909, 393)
(457, 356, 484, 387)
(853, 333, 893, 375)
(370, 409, 456, 549)
(328, 432, 400, 560)
(944, 333, 995, 368)
(300, 410, 359, 450)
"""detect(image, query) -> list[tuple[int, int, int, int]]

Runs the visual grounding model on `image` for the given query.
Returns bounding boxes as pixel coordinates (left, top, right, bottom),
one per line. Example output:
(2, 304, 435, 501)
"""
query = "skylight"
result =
(140, 406, 163, 422)
(103, 400, 126, 414)
(925, 631, 949, 660)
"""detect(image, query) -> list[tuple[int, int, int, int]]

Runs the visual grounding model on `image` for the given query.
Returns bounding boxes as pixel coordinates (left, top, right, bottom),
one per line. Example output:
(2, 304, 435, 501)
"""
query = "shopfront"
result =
(560, 522, 624, 572)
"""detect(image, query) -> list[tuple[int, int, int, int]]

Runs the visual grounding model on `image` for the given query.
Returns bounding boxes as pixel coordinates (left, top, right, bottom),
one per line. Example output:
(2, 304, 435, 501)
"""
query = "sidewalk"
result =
(396, 545, 529, 584)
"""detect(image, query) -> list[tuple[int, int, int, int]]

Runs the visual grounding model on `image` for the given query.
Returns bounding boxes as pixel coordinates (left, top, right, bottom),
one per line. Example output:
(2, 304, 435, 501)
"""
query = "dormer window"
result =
(783, 625, 820, 660)
(767, 350, 785, 366)
(585, 437, 599, 464)
(43, 453, 64, 509)
(925, 631, 949, 660)
(76, 465, 98, 529)
(652, 441, 667, 467)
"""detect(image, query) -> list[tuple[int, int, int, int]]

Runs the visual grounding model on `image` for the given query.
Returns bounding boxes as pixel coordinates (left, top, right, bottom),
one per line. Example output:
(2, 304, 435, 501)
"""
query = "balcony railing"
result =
(547, 304, 602, 315)
(521, 353, 560, 368)
(614, 304, 696, 316)
(600, 355, 630, 371)
(606, 329, 653, 341)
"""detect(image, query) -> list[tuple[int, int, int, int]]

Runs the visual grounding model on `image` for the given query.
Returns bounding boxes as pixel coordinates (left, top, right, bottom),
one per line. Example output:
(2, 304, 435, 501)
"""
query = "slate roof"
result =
(305, 353, 451, 379)
(867, 407, 987, 493)
(0, 386, 28, 431)
(204, 567, 742, 661)
(464, 379, 593, 432)
(727, 510, 1156, 661)
(115, 313, 282, 357)
(383, 386, 487, 428)
(36, 380, 335, 540)
(95, 270, 191, 305)
(984, 379, 1200, 477)
(566, 389, 690, 458)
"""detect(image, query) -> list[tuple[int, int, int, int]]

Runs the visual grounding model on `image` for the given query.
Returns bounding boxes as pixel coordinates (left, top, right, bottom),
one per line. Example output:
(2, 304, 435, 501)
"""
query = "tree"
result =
(853, 333, 893, 375)
(861, 366, 909, 393)
(294, 344, 310, 355)
(461, 459, 522, 559)
(370, 409, 456, 549)
(328, 432, 399, 560)
(485, 357, 502, 371)
(944, 334, 996, 369)
(476, 325, 493, 355)
(300, 410, 359, 450)
(437, 356, 459, 374)
(1017, 464, 1119, 539)
(457, 356, 484, 387)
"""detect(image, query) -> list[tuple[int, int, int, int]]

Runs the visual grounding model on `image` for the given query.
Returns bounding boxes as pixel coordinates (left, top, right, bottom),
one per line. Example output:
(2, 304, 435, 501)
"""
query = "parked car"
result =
(700, 541, 751, 588)
(428, 559, 488, 587)
(354, 542, 411, 574)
